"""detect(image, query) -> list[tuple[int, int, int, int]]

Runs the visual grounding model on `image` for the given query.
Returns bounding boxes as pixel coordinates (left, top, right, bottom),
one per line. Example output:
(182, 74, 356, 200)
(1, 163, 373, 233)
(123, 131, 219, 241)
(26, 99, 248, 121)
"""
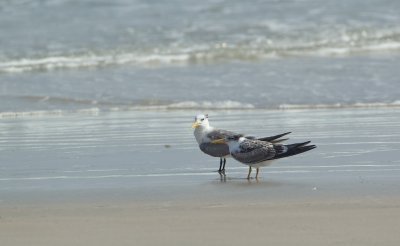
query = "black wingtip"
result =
(258, 131, 292, 142)
(286, 141, 311, 149)
(271, 138, 289, 143)
(273, 141, 316, 160)
(299, 145, 316, 151)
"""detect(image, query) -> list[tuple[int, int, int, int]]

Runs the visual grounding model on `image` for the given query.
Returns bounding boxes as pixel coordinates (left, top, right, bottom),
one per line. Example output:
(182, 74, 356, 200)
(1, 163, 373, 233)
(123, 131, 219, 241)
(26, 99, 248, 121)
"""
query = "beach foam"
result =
(2, 101, 400, 118)
(1, 32, 400, 73)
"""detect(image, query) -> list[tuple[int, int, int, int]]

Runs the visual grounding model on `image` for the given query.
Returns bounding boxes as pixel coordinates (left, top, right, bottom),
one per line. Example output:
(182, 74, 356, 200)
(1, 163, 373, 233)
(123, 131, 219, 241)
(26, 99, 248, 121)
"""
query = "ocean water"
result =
(1, 0, 400, 115)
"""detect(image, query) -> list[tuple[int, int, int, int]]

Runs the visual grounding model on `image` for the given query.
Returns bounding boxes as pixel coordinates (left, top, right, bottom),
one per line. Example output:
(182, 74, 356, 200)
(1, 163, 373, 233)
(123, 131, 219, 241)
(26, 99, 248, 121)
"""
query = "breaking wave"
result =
(1, 100, 400, 118)
(277, 101, 400, 110)
(1, 28, 400, 73)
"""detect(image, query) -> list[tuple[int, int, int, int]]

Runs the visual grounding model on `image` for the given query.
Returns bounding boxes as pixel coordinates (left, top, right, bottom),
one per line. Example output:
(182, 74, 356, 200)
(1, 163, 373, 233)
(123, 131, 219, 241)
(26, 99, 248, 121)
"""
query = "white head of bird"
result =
(192, 114, 211, 144)
(192, 114, 210, 129)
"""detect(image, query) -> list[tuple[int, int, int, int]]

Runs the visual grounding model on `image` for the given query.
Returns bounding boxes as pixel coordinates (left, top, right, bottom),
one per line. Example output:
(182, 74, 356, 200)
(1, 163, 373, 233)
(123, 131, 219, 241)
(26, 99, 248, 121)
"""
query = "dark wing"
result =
(199, 142, 229, 157)
(272, 141, 316, 160)
(258, 132, 291, 143)
(232, 139, 277, 164)
(245, 132, 291, 143)
(206, 129, 239, 141)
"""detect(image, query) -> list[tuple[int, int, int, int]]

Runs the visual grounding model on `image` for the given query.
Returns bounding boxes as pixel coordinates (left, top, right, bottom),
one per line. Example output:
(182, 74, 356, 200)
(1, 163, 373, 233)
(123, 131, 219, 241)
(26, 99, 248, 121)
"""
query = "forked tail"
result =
(273, 141, 316, 160)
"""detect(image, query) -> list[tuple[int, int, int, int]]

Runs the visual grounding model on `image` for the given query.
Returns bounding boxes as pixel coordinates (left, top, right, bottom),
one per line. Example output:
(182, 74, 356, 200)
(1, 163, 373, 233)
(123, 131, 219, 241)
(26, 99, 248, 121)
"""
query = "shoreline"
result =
(1, 102, 400, 118)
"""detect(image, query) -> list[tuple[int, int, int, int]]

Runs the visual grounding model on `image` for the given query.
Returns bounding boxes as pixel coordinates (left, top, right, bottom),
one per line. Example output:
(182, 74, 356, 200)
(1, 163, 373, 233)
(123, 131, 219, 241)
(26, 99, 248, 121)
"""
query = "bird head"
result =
(192, 114, 210, 129)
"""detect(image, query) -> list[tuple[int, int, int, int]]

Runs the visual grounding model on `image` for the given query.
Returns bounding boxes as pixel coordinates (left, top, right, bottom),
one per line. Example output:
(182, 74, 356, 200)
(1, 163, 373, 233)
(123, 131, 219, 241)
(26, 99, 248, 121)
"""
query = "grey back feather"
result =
(206, 129, 238, 141)
(232, 139, 277, 164)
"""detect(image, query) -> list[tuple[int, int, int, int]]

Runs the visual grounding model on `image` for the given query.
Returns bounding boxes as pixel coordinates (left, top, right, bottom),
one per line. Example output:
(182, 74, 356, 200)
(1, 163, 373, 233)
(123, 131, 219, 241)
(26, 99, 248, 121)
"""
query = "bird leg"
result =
(256, 168, 260, 180)
(222, 158, 226, 172)
(218, 158, 223, 172)
(247, 166, 252, 179)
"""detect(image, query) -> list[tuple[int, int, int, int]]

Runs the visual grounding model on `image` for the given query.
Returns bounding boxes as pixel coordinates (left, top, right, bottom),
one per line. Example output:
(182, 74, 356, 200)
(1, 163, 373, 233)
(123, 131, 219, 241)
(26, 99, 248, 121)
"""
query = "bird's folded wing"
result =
(206, 129, 238, 140)
(199, 142, 229, 157)
(232, 140, 276, 164)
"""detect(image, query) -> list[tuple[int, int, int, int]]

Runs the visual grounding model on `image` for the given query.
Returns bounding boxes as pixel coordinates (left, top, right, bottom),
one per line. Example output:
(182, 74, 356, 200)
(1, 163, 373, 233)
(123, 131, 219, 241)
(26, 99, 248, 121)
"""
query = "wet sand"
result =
(1, 108, 400, 245)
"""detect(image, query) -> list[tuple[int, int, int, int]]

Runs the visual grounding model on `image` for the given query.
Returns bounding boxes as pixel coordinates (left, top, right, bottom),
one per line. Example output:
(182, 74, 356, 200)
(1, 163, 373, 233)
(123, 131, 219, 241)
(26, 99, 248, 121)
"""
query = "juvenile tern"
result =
(212, 134, 316, 179)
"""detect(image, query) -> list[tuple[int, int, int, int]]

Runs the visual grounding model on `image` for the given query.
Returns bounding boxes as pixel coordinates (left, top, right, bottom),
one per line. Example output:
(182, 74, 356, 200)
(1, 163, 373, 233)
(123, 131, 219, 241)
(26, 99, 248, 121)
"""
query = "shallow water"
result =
(1, 109, 399, 204)
(2, 55, 400, 113)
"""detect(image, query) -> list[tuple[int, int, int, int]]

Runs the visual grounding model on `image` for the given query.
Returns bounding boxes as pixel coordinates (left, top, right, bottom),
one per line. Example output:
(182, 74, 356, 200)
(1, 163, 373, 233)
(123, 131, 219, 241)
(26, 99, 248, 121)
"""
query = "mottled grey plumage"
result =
(226, 136, 316, 179)
(232, 139, 277, 164)
(232, 138, 314, 165)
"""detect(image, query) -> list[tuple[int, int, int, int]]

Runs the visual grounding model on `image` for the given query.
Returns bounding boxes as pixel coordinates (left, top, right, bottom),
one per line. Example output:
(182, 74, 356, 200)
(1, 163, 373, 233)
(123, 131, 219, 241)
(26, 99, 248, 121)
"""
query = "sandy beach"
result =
(1, 199, 400, 246)
(1, 108, 400, 245)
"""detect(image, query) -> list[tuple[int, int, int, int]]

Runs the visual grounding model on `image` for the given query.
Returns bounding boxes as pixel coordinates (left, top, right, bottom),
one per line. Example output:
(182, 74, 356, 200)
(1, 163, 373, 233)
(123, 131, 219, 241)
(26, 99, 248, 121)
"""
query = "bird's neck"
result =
(194, 125, 213, 144)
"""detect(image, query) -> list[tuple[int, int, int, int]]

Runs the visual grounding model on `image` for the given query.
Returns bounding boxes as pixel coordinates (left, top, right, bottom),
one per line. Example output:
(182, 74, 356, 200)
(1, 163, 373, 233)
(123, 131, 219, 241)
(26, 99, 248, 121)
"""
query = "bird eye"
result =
(200, 118, 204, 121)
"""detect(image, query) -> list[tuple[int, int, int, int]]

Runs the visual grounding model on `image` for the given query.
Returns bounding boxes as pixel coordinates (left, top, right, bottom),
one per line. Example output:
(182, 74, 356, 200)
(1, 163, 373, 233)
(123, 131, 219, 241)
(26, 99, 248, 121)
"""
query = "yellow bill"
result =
(192, 122, 201, 129)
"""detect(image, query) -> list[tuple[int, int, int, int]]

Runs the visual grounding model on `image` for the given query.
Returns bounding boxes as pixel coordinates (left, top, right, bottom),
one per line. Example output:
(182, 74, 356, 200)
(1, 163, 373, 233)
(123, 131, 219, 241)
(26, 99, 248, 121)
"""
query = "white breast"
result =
(194, 126, 213, 144)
